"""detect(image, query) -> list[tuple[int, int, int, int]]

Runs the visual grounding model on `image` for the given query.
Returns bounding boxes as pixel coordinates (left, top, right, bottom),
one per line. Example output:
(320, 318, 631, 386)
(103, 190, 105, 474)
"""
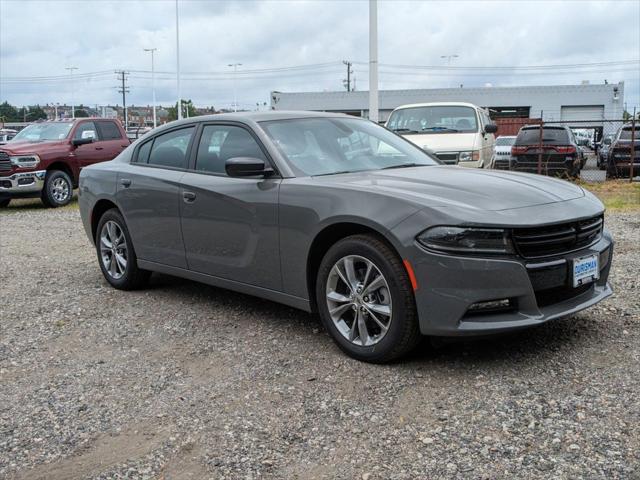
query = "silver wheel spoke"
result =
(365, 302, 391, 317)
(115, 252, 127, 270)
(362, 274, 384, 296)
(343, 257, 358, 290)
(357, 310, 370, 346)
(327, 291, 351, 304)
(109, 253, 118, 276)
(334, 265, 353, 294)
(365, 306, 389, 332)
(330, 303, 354, 317)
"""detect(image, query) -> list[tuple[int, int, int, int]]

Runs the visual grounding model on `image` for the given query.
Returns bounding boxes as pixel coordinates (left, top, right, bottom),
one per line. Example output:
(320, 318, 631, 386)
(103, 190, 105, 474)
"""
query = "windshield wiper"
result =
(381, 163, 430, 170)
(421, 127, 459, 133)
(313, 170, 354, 176)
(392, 128, 420, 134)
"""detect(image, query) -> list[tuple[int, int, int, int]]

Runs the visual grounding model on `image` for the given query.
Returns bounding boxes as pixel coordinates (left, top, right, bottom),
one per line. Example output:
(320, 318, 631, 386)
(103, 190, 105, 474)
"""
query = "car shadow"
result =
(144, 272, 597, 368)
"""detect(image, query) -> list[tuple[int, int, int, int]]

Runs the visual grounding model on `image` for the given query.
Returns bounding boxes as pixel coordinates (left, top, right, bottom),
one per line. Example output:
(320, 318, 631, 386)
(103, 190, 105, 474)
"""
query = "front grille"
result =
(0, 151, 11, 172)
(435, 152, 458, 164)
(513, 215, 603, 258)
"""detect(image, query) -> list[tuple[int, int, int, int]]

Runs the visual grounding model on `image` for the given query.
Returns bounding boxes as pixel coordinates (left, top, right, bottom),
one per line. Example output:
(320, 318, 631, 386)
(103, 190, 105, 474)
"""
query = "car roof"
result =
(391, 102, 482, 111)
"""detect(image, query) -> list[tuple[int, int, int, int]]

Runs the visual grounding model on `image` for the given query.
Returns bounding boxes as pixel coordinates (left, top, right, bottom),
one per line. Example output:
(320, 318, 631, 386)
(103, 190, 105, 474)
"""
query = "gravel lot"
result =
(1, 201, 639, 479)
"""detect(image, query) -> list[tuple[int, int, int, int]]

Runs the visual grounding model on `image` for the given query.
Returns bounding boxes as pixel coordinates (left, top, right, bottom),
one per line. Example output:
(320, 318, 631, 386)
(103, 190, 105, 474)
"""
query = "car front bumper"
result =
(407, 231, 613, 336)
(0, 170, 46, 197)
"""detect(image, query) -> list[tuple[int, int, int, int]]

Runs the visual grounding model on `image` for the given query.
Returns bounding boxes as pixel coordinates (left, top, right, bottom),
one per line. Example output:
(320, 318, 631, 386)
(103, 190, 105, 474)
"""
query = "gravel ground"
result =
(1, 201, 639, 479)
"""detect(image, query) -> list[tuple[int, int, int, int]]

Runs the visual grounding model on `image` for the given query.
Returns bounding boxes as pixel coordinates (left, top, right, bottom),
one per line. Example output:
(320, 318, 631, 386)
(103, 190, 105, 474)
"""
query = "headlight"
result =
(10, 154, 40, 168)
(417, 226, 515, 255)
(458, 150, 480, 162)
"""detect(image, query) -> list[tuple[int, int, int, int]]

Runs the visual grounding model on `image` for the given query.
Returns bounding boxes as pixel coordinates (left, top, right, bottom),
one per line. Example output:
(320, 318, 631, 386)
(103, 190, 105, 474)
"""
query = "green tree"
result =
(0, 101, 19, 122)
(27, 105, 47, 120)
(74, 108, 89, 118)
(167, 99, 197, 121)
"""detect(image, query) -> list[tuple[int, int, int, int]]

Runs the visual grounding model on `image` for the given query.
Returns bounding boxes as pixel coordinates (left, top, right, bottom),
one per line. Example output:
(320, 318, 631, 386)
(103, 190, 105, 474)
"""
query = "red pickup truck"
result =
(0, 118, 130, 208)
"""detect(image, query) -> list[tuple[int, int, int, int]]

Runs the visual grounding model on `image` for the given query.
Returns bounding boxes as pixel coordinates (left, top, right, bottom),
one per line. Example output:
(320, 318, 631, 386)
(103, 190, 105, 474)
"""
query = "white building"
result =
(271, 82, 625, 124)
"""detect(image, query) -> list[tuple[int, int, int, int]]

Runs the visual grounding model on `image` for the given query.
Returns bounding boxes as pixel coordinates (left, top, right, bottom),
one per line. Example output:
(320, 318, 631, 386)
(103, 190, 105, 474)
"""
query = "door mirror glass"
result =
(484, 123, 498, 134)
(225, 157, 272, 177)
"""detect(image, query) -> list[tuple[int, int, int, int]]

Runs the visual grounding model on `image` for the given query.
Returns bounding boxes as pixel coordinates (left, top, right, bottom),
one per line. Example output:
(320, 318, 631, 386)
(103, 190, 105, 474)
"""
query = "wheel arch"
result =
(305, 221, 405, 313)
(91, 198, 120, 243)
(46, 161, 76, 186)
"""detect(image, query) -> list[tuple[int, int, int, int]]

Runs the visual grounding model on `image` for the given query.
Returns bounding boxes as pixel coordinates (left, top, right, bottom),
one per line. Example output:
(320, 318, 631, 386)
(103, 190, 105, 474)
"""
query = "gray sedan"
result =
(79, 112, 613, 363)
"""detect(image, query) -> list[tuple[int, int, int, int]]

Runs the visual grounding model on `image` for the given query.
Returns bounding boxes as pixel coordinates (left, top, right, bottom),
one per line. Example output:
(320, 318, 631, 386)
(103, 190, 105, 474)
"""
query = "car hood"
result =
(0, 139, 68, 154)
(310, 166, 585, 211)
(399, 132, 478, 152)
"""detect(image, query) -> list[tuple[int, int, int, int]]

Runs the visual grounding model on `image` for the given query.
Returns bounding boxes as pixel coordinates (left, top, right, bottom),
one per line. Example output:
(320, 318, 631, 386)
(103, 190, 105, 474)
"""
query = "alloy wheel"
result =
(326, 255, 392, 346)
(51, 177, 70, 203)
(100, 221, 128, 280)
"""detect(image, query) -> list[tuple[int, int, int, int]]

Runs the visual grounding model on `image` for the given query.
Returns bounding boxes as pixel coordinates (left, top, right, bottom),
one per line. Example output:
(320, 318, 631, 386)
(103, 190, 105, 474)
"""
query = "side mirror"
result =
(225, 157, 273, 177)
(484, 124, 498, 134)
(72, 136, 94, 146)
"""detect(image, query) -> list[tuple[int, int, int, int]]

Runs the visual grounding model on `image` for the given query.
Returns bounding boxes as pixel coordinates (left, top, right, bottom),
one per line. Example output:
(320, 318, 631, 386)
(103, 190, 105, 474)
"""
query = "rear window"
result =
(619, 128, 638, 140)
(515, 127, 569, 145)
(96, 121, 123, 140)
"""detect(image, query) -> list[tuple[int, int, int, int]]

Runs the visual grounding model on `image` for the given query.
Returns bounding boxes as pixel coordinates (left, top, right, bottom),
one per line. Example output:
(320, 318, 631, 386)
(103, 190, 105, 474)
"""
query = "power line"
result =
(115, 70, 130, 128)
(343, 60, 353, 92)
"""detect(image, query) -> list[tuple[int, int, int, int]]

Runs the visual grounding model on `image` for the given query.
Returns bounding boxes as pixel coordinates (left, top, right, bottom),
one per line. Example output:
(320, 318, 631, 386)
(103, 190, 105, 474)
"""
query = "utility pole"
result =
(175, 0, 182, 120)
(115, 70, 130, 129)
(343, 60, 353, 92)
(228, 63, 242, 112)
(368, 0, 379, 123)
(65, 67, 78, 118)
(144, 48, 158, 128)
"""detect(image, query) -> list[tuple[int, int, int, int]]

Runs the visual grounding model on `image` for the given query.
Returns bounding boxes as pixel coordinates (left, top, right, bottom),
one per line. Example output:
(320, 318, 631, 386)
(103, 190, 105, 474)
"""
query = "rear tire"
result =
(41, 170, 73, 208)
(0, 198, 10, 208)
(316, 234, 421, 363)
(96, 208, 150, 290)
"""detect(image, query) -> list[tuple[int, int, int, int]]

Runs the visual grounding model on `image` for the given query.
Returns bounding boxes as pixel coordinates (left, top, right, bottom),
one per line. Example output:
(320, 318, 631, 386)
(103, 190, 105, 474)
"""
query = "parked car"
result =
(386, 102, 497, 168)
(511, 125, 582, 177)
(489, 135, 516, 169)
(598, 134, 614, 170)
(79, 112, 613, 363)
(0, 118, 129, 208)
(0, 128, 18, 145)
(606, 124, 640, 177)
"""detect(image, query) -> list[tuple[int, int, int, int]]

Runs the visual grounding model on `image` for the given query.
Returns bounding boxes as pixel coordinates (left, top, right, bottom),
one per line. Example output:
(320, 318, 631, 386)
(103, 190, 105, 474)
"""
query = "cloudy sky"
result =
(1, 0, 639, 112)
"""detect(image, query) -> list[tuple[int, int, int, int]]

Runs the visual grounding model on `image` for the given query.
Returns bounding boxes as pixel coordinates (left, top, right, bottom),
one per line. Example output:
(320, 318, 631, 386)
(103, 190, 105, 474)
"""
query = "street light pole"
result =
(144, 48, 158, 128)
(175, 0, 182, 120)
(368, 0, 379, 123)
(65, 66, 78, 118)
(228, 63, 242, 112)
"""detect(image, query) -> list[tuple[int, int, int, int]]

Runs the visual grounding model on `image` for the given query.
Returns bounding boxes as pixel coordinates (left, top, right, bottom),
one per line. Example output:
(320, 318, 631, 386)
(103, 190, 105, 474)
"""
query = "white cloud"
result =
(1, 0, 638, 111)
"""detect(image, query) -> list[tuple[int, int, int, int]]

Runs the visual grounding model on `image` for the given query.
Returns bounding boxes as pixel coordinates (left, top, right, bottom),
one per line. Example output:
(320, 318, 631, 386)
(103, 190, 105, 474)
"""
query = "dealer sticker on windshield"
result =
(572, 254, 599, 288)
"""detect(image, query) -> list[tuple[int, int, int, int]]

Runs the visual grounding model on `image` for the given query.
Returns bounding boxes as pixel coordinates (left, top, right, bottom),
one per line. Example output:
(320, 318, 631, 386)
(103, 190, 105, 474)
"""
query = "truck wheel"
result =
(96, 208, 150, 290)
(0, 198, 10, 208)
(316, 234, 421, 363)
(41, 170, 73, 208)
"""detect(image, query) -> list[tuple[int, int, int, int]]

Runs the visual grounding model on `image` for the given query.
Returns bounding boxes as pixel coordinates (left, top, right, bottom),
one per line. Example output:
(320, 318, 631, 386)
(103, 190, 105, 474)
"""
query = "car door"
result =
(95, 120, 130, 160)
(179, 122, 282, 290)
(72, 121, 103, 169)
(116, 126, 196, 269)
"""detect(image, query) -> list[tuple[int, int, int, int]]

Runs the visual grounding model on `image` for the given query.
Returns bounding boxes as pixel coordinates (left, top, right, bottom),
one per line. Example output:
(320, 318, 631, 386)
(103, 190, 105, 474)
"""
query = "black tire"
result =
(316, 234, 421, 363)
(41, 170, 73, 208)
(0, 198, 10, 208)
(95, 208, 150, 290)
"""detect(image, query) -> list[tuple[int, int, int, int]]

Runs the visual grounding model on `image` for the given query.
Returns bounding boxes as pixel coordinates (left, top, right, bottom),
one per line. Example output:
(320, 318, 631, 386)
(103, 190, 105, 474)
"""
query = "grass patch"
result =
(578, 180, 640, 211)
(0, 196, 79, 214)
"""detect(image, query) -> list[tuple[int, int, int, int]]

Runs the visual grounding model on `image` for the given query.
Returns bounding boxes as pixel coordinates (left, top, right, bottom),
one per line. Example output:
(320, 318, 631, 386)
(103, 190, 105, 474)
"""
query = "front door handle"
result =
(120, 178, 132, 187)
(183, 191, 196, 203)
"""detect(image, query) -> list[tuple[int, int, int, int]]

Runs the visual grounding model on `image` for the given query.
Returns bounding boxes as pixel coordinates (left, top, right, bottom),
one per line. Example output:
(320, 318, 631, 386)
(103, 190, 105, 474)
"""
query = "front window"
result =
(387, 106, 479, 134)
(11, 123, 73, 142)
(261, 117, 438, 176)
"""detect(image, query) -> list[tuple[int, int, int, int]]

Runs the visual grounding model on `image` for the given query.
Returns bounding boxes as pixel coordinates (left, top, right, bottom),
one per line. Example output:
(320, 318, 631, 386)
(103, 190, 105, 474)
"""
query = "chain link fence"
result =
(492, 116, 638, 183)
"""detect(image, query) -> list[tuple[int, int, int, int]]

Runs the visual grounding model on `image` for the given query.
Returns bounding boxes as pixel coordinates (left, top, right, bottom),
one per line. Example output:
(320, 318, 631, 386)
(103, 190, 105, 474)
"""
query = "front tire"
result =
(41, 170, 73, 207)
(96, 208, 150, 290)
(316, 234, 421, 363)
(0, 198, 10, 208)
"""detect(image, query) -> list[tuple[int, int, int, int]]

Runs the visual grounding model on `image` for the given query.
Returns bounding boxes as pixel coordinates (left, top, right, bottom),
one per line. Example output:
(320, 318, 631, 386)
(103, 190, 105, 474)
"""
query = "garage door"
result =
(560, 105, 605, 122)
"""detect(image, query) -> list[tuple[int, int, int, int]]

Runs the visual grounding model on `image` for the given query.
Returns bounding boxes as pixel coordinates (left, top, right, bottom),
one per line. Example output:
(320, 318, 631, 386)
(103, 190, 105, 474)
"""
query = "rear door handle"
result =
(183, 191, 196, 203)
(120, 178, 132, 187)
(95, 146, 104, 150)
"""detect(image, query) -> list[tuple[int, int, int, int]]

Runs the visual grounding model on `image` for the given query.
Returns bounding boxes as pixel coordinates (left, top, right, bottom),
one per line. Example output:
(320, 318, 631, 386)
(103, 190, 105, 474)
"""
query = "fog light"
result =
(18, 177, 34, 185)
(468, 298, 513, 312)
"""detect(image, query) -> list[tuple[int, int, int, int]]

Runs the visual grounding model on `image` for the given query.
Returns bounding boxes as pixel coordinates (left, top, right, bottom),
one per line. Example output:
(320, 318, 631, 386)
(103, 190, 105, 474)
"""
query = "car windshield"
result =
(495, 136, 516, 146)
(261, 117, 439, 176)
(387, 106, 479, 134)
(11, 123, 73, 142)
(619, 128, 638, 140)
(515, 127, 569, 145)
